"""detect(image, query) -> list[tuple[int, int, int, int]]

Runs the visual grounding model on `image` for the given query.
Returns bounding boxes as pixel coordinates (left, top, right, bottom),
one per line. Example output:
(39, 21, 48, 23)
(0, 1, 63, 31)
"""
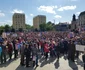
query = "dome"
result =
(79, 11, 85, 16)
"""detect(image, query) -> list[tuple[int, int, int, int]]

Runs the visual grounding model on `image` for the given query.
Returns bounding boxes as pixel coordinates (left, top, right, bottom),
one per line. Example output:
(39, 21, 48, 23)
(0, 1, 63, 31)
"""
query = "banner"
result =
(76, 45, 85, 51)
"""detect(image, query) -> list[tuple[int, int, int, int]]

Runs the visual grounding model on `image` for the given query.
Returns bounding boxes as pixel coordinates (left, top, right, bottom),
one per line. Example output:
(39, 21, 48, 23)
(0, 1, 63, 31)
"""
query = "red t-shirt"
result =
(44, 44, 49, 53)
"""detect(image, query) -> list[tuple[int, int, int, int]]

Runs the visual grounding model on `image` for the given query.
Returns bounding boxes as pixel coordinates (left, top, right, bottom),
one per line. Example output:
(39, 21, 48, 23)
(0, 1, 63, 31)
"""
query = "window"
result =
(15, 16, 17, 18)
(16, 24, 17, 26)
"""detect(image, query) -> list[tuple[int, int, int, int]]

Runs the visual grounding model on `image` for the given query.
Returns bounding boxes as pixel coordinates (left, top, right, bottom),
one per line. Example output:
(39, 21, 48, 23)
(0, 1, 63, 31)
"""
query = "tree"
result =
(47, 21, 52, 25)
(4, 24, 11, 32)
(0, 26, 4, 35)
(39, 22, 55, 31)
(0, 26, 4, 29)
(46, 22, 55, 31)
(11, 28, 15, 32)
(39, 23, 46, 31)
(26, 24, 33, 29)
(0, 30, 4, 36)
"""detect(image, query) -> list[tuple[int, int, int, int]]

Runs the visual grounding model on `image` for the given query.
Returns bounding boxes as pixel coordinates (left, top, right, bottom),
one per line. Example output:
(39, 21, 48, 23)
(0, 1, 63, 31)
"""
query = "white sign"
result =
(76, 45, 85, 51)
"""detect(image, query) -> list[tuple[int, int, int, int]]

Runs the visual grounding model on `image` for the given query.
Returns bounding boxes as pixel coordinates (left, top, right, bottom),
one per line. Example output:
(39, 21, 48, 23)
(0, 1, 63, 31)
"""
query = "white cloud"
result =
(11, 9, 24, 13)
(76, 12, 80, 15)
(0, 11, 5, 17)
(38, 5, 57, 14)
(54, 15, 62, 19)
(58, 5, 76, 11)
(30, 14, 34, 16)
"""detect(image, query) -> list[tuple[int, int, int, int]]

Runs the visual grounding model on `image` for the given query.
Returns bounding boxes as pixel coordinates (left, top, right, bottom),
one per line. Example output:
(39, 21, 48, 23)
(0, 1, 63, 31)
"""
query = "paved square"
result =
(0, 54, 84, 70)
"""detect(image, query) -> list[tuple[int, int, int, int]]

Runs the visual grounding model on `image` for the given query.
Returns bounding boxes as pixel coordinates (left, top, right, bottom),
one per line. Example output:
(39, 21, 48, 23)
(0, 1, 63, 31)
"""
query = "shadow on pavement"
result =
(63, 55, 68, 60)
(15, 65, 38, 70)
(0, 58, 18, 68)
(39, 56, 45, 63)
(75, 58, 84, 67)
(68, 60, 78, 70)
(40, 57, 56, 67)
(54, 60, 60, 69)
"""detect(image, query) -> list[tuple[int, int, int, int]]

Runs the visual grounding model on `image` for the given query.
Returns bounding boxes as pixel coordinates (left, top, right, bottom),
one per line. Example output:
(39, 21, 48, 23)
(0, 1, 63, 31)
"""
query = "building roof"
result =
(79, 11, 85, 16)
(13, 13, 25, 16)
(33, 15, 46, 19)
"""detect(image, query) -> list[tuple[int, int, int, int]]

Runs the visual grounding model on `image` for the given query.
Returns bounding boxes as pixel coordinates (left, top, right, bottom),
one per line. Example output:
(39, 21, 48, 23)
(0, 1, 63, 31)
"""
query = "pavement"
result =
(0, 54, 84, 70)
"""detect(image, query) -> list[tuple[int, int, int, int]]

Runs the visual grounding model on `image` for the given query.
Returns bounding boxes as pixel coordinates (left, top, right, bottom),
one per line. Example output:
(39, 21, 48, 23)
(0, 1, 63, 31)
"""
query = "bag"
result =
(33, 55, 36, 61)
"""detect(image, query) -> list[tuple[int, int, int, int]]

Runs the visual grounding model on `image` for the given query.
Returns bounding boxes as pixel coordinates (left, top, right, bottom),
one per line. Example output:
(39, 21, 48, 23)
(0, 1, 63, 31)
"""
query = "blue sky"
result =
(0, 0, 84, 26)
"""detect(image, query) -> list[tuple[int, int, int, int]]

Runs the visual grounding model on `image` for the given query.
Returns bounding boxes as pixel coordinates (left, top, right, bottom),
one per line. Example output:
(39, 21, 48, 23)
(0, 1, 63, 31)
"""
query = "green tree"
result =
(11, 28, 15, 32)
(0, 26, 4, 35)
(39, 23, 46, 31)
(39, 22, 55, 31)
(26, 24, 33, 30)
(46, 21, 55, 31)
(4, 24, 11, 32)
(46, 23, 53, 31)
(0, 26, 5, 30)
(0, 30, 4, 35)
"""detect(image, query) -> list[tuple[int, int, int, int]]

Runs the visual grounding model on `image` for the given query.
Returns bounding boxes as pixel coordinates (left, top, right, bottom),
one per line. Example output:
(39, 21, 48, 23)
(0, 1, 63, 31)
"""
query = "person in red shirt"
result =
(44, 42, 49, 60)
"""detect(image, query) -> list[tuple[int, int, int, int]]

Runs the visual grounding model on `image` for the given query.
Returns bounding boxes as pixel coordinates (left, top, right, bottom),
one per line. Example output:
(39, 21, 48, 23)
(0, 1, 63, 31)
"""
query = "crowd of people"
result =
(0, 31, 85, 69)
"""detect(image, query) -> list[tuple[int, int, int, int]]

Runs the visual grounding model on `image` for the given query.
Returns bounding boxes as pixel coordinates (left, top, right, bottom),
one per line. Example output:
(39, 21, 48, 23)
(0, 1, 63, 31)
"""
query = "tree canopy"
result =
(39, 22, 55, 31)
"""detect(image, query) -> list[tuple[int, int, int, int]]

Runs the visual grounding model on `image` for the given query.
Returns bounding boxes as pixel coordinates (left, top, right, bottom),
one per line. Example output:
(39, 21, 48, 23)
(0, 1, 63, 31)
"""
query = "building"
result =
(12, 13, 26, 30)
(55, 22, 69, 31)
(78, 11, 85, 29)
(33, 15, 46, 29)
